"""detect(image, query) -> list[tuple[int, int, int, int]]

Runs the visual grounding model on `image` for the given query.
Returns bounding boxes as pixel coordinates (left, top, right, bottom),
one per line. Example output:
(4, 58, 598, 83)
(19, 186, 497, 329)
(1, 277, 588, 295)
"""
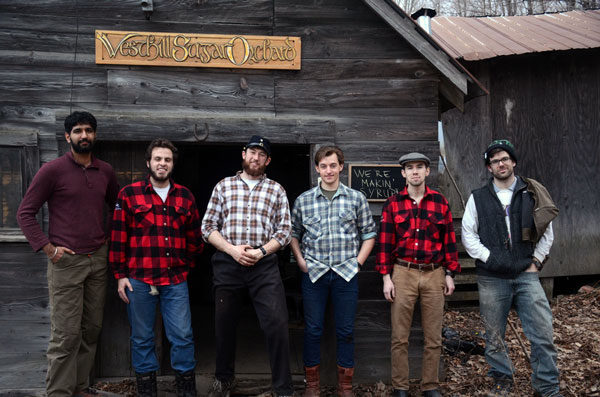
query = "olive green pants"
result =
(46, 244, 107, 396)
(390, 265, 445, 391)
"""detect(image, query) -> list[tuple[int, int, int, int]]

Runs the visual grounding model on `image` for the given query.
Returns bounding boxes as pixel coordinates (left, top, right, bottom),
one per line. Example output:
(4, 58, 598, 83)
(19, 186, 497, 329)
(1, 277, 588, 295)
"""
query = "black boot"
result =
(136, 371, 157, 397)
(176, 370, 197, 397)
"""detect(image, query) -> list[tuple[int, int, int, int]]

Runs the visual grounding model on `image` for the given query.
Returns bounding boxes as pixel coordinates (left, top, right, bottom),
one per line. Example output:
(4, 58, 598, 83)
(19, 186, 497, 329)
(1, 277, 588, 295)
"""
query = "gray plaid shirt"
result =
(202, 171, 291, 248)
(292, 183, 377, 282)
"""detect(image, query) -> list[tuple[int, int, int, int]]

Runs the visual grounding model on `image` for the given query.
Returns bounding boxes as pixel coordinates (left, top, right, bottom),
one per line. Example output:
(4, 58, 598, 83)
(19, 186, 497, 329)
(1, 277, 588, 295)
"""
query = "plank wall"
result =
(0, 0, 444, 387)
(442, 49, 600, 278)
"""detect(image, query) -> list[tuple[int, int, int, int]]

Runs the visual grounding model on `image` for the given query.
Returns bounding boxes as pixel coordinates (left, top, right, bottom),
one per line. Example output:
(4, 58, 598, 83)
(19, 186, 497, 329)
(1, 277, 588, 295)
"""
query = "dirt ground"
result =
(92, 285, 600, 396)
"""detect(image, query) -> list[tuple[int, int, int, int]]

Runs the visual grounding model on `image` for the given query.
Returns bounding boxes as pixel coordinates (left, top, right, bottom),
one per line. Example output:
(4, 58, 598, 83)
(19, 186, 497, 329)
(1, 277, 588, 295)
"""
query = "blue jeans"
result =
(126, 278, 195, 374)
(478, 272, 559, 395)
(302, 270, 358, 368)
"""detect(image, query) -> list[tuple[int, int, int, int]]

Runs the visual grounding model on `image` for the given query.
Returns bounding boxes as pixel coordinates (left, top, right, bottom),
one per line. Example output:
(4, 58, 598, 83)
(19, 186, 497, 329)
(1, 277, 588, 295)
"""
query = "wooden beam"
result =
(107, 69, 274, 108)
(276, 78, 438, 109)
(52, 106, 336, 144)
(0, 130, 37, 146)
(440, 78, 465, 113)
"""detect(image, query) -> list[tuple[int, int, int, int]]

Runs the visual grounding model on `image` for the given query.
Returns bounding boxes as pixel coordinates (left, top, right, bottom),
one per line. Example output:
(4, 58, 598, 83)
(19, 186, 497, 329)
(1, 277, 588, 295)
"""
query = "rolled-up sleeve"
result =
(357, 194, 377, 241)
(272, 187, 292, 247)
(201, 184, 223, 242)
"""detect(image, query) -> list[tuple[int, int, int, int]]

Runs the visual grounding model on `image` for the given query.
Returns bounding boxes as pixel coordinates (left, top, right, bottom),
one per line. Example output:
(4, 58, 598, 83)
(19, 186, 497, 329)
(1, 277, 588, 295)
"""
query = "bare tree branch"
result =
(426, 0, 596, 16)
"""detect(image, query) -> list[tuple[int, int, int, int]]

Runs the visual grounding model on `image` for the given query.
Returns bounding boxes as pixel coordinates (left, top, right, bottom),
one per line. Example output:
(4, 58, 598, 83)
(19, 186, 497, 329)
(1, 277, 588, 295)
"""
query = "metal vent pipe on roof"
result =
(411, 8, 437, 34)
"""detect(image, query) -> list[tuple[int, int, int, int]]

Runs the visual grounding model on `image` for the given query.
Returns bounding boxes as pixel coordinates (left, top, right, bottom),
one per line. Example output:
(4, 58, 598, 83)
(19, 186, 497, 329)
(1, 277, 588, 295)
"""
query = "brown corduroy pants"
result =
(390, 264, 445, 391)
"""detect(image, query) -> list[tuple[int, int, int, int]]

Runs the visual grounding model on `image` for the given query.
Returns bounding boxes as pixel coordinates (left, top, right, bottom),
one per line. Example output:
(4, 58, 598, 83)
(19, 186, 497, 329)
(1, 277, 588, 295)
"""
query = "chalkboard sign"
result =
(348, 164, 405, 202)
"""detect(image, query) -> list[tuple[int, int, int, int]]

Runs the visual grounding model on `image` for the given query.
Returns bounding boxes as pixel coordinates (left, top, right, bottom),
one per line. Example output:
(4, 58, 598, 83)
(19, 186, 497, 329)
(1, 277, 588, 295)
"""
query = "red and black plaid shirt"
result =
(109, 177, 203, 285)
(376, 185, 460, 275)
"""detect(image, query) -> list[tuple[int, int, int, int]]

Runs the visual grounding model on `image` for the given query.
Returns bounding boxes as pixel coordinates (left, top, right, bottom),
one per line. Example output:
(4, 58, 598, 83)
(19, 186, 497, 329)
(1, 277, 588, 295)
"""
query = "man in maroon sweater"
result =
(17, 111, 119, 397)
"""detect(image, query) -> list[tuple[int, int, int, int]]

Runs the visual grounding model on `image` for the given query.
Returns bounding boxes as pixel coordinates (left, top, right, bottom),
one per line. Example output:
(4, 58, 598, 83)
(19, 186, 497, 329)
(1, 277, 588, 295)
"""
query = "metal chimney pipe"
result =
(411, 8, 437, 34)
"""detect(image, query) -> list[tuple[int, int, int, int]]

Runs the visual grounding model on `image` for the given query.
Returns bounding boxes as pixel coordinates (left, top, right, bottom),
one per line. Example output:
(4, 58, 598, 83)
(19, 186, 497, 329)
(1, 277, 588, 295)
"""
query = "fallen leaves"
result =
(440, 285, 600, 396)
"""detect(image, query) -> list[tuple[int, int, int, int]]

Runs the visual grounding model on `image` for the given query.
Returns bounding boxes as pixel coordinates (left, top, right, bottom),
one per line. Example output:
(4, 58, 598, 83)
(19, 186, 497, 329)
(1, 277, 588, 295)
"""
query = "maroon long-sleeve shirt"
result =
(17, 152, 119, 253)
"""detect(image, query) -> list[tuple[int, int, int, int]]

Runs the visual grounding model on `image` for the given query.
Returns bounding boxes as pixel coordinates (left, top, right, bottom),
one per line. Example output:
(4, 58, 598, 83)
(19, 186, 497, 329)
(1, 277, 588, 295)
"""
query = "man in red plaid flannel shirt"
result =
(109, 139, 203, 396)
(376, 152, 460, 397)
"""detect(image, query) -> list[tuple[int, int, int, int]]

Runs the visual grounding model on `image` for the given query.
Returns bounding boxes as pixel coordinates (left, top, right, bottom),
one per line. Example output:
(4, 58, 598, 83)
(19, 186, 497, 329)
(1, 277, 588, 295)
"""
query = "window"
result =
(0, 132, 38, 241)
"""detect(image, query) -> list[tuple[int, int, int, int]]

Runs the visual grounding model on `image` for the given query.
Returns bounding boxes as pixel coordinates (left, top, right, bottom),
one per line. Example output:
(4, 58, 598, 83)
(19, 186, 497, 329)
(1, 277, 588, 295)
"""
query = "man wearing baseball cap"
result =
(377, 153, 460, 397)
(462, 140, 562, 397)
(201, 135, 294, 397)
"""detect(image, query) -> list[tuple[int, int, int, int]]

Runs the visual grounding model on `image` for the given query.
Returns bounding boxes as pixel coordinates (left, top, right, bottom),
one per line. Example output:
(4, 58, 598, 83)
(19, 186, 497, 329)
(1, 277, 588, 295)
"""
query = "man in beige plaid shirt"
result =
(201, 135, 294, 397)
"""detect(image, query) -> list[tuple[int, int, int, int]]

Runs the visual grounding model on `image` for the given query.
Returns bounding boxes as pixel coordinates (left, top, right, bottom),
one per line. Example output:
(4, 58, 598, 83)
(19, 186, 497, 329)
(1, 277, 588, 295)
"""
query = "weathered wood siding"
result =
(0, 0, 444, 386)
(441, 49, 600, 278)
(0, 244, 48, 389)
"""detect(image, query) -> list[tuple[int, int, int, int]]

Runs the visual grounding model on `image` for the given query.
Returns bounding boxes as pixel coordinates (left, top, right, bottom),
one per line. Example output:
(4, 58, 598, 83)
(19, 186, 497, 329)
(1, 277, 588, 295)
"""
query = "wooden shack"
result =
(0, 0, 480, 390)
(430, 11, 600, 302)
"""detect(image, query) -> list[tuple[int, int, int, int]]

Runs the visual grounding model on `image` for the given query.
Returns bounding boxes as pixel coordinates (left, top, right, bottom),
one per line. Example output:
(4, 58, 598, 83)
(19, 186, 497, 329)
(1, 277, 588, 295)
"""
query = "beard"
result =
(149, 168, 172, 182)
(242, 158, 266, 177)
(71, 138, 95, 154)
(492, 167, 514, 181)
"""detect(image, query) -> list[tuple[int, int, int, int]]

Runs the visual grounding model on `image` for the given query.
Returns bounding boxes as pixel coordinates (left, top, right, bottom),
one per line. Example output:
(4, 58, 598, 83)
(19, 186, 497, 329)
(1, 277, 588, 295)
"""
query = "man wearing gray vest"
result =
(462, 139, 562, 397)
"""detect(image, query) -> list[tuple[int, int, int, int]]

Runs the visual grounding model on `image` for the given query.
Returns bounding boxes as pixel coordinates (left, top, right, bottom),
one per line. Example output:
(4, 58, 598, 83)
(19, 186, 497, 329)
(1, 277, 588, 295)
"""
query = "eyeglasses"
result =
(490, 156, 512, 166)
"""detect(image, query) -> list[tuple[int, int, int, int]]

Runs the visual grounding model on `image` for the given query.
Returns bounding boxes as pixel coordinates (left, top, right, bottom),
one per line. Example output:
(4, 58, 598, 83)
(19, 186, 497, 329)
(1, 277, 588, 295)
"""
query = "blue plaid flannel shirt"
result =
(291, 183, 377, 282)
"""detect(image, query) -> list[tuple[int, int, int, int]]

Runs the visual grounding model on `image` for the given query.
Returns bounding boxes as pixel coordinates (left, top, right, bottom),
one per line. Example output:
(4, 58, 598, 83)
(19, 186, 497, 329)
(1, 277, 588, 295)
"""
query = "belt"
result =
(395, 258, 441, 271)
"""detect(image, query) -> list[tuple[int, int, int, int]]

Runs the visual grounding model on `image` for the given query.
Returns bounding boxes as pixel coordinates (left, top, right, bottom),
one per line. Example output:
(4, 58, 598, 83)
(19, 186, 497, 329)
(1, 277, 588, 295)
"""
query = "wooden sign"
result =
(95, 30, 301, 70)
(348, 164, 405, 202)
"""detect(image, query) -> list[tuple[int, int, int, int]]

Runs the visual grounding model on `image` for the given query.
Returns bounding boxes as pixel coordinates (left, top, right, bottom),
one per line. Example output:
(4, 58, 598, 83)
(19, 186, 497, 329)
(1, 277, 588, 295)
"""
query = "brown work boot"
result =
(303, 365, 320, 396)
(336, 365, 354, 397)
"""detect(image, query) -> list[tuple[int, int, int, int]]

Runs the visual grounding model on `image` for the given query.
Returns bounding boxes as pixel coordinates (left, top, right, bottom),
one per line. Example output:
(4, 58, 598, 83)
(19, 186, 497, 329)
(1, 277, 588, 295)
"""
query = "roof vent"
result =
(411, 8, 437, 34)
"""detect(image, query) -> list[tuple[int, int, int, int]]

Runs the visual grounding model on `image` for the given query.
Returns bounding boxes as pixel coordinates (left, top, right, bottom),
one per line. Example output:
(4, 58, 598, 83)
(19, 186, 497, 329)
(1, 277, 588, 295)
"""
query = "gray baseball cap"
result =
(398, 152, 431, 167)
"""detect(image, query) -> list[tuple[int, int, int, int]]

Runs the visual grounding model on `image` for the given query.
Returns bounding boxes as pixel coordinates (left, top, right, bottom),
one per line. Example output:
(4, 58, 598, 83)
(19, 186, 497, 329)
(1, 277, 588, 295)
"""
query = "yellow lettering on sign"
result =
(95, 30, 301, 70)
(226, 36, 250, 66)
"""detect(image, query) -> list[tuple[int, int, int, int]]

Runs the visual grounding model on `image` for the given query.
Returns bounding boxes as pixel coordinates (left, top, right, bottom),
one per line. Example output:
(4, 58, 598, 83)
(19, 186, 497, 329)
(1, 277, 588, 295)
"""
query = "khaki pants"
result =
(390, 265, 445, 391)
(46, 244, 108, 396)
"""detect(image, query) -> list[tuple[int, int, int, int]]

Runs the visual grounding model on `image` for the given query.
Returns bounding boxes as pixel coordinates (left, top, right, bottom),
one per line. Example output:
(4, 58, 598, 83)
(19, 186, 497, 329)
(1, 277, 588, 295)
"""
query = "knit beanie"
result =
(484, 139, 517, 165)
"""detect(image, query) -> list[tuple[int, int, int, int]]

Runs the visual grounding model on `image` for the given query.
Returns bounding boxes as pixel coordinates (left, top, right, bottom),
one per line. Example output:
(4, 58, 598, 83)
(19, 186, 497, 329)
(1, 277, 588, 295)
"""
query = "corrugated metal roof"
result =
(431, 10, 600, 61)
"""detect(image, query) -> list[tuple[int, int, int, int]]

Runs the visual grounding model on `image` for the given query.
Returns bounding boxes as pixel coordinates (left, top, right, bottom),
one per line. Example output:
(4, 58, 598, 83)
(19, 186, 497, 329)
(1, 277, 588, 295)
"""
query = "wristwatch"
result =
(445, 269, 455, 278)
(259, 246, 267, 256)
(532, 257, 543, 271)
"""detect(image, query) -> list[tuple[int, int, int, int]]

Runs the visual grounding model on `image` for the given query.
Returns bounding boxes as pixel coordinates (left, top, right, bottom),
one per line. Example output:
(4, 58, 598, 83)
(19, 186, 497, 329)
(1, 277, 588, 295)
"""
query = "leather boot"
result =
(176, 370, 197, 397)
(337, 365, 354, 397)
(303, 365, 320, 397)
(135, 371, 158, 397)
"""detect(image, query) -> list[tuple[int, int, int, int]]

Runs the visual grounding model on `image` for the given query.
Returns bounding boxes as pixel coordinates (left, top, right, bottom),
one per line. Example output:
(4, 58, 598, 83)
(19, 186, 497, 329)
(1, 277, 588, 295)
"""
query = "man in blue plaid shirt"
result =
(291, 146, 376, 397)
